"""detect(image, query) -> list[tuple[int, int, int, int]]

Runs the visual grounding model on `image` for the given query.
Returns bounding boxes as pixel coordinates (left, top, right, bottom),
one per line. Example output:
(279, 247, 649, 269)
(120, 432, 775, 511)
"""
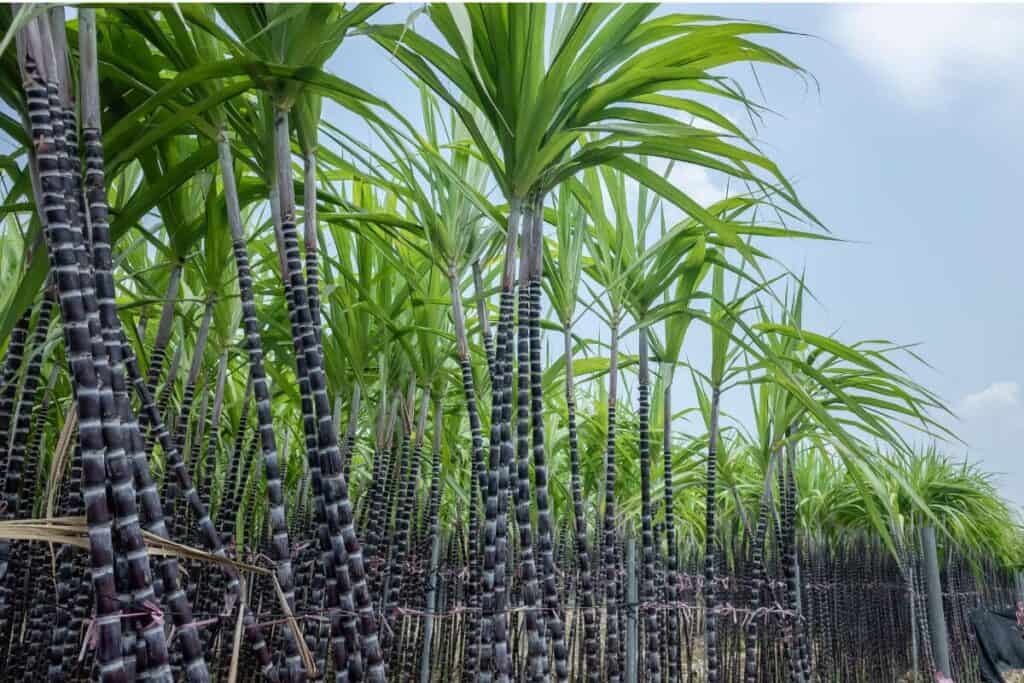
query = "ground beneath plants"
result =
(898, 670, 1024, 682)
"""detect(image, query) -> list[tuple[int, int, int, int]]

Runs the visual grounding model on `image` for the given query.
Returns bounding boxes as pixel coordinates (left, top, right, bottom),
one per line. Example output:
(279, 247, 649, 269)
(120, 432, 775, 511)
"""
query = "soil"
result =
(897, 669, 1024, 682)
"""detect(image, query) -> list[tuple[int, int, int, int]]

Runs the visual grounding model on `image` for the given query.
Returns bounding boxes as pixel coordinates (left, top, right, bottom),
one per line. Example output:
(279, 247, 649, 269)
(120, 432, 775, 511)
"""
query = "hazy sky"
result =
(325, 4, 1024, 507)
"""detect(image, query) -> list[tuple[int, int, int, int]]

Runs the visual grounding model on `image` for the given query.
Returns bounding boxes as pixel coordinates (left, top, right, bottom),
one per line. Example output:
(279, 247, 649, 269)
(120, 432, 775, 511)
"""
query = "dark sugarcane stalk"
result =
(374, 417, 404, 602)
(506, 455, 518, 618)
(169, 303, 213, 542)
(152, 343, 183, 441)
(19, 29, 128, 679)
(273, 135, 344, 682)
(637, 331, 662, 682)
(303, 148, 323, 341)
(356, 374, 387, 543)
(794, 487, 812, 682)
(450, 536, 465, 676)
(274, 107, 384, 682)
(273, 121, 360, 683)
(464, 458, 483, 682)
(553, 521, 569, 610)
(819, 548, 835, 679)
(118, 335, 213, 679)
(680, 559, 695, 682)
(799, 541, 814, 678)
(816, 543, 834, 678)
(60, 445, 93, 680)
(339, 384, 361, 481)
(297, 522, 328, 680)
(49, 408, 85, 679)
(449, 268, 488, 682)
(385, 383, 429, 656)
(654, 520, 670, 682)
(23, 541, 53, 678)
(218, 385, 251, 544)
(218, 373, 253, 532)
(704, 384, 722, 683)
(201, 351, 228, 507)
(216, 129, 306, 682)
(805, 543, 822, 678)
(48, 14, 179, 677)
(525, 200, 567, 680)
(0, 308, 31, 458)
(811, 541, 824, 677)
(12, 539, 41, 677)
(615, 534, 627, 667)
(837, 545, 851, 681)
(497, 240, 519, 682)
(625, 536, 638, 681)
(512, 202, 548, 681)
(562, 318, 599, 683)
(781, 434, 809, 683)
(745, 447, 781, 683)
(0, 290, 52, 671)
(365, 397, 398, 567)
(173, 303, 213, 456)
(601, 312, 623, 683)
(228, 430, 258, 543)
(473, 260, 495, 378)
(779, 441, 800, 683)
(773, 455, 787, 606)
(274, 175, 349, 680)
(479, 197, 522, 683)
(122, 328, 280, 681)
(418, 396, 445, 683)
(380, 391, 411, 591)
(143, 263, 183, 397)
(662, 378, 680, 683)
(870, 548, 884, 679)
(0, 290, 52, 511)
(21, 362, 58, 520)
(187, 375, 211, 535)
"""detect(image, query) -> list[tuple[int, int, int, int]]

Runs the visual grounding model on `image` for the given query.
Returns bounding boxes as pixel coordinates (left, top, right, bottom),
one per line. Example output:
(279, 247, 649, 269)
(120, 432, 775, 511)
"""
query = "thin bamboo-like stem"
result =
(450, 269, 487, 681)
(704, 384, 722, 683)
(637, 331, 661, 682)
(218, 126, 303, 682)
(144, 264, 183, 396)
(601, 313, 623, 683)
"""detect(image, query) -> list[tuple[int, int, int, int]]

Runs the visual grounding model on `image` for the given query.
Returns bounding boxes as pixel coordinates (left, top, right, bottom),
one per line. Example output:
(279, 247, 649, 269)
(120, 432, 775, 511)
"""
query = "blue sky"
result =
(327, 4, 1024, 507)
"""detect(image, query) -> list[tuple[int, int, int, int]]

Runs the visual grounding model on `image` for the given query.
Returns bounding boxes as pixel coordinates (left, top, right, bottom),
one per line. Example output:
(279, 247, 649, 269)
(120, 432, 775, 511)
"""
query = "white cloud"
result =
(955, 381, 1024, 507)
(960, 380, 1020, 416)
(668, 163, 726, 208)
(830, 5, 1024, 104)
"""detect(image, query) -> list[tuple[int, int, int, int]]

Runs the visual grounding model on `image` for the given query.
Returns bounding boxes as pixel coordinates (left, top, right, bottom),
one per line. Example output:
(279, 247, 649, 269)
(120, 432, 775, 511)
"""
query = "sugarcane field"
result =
(1, 3, 1023, 682)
